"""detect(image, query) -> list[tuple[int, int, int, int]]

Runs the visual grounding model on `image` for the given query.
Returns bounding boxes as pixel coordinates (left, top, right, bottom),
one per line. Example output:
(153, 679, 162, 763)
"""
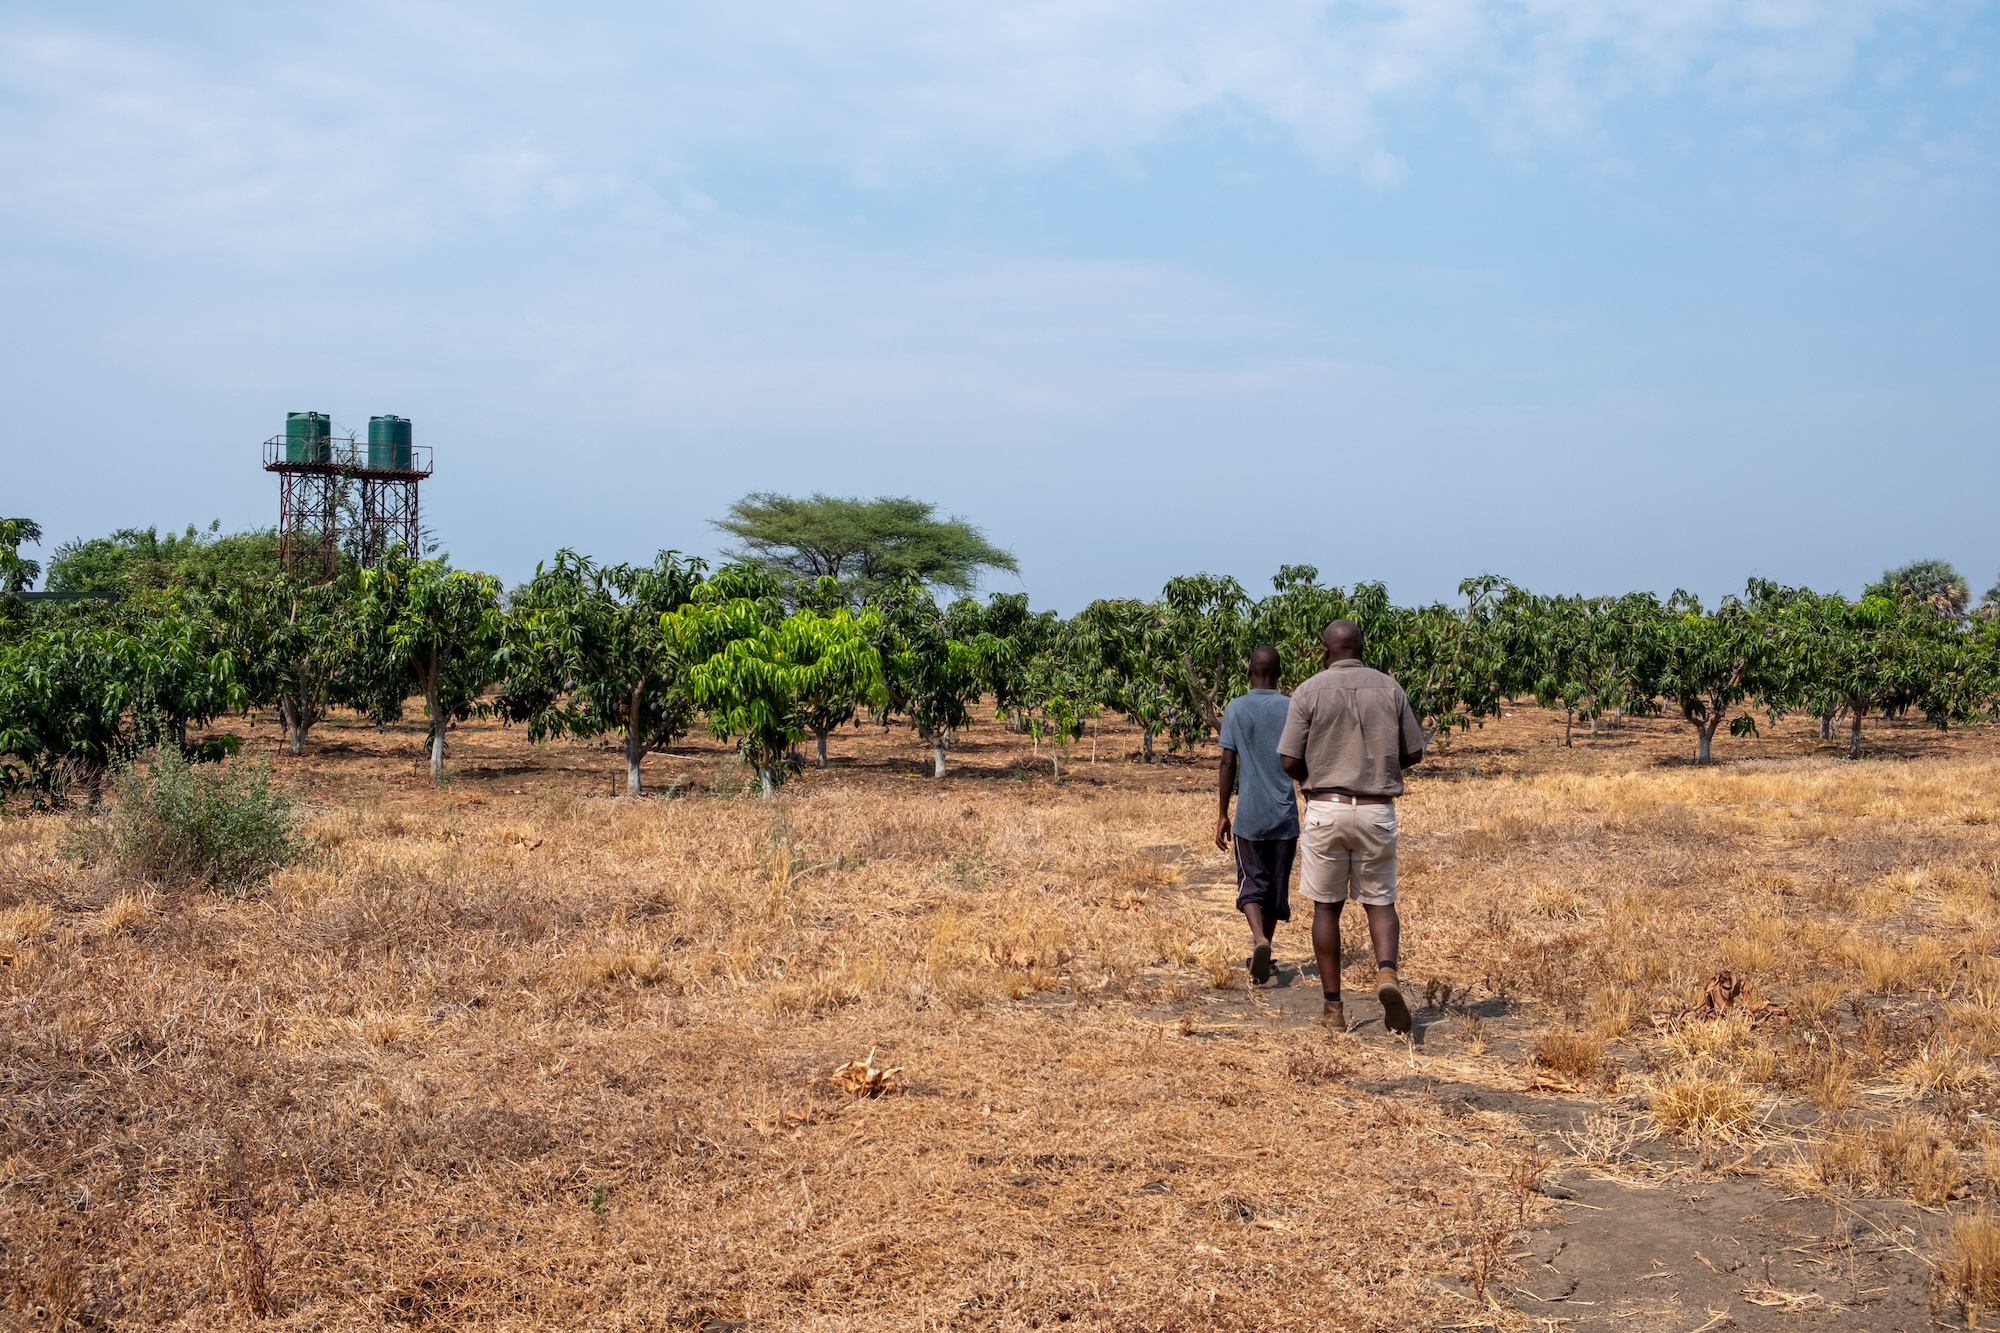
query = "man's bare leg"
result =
(1364, 903, 1409, 1033)
(1243, 902, 1273, 984)
(1311, 900, 1345, 1028)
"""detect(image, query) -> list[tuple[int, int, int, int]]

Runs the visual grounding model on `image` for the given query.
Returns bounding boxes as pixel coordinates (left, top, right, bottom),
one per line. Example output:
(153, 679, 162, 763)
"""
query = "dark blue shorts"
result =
(1234, 836, 1296, 923)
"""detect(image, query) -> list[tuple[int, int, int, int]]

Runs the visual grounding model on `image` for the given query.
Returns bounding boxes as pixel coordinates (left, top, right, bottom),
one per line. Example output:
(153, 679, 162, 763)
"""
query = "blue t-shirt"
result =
(1219, 689, 1300, 840)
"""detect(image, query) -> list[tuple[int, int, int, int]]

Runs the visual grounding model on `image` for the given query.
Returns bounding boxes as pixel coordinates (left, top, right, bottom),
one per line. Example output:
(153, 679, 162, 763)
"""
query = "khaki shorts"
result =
(1298, 799, 1397, 906)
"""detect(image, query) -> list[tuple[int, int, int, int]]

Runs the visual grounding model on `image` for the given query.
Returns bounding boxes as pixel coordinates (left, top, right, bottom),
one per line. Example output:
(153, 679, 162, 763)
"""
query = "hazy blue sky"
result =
(4, 2, 1996, 609)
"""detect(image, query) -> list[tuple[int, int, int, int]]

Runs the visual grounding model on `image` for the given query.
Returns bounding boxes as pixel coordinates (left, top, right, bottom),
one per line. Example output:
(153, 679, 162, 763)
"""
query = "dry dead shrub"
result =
(1532, 1028, 1604, 1081)
(100, 890, 154, 934)
(1195, 939, 1241, 989)
(1938, 1213, 2000, 1325)
(1593, 986, 1634, 1038)
(1650, 1069, 1757, 1143)
(1286, 1041, 1355, 1085)
(0, 900, 53, 945)
(1808, 1114, 1965, 1204)
(1529, 881, 1586, 920)
(1556, 1109, 1647, 1164)
(1892, 1041, 1990, 1099)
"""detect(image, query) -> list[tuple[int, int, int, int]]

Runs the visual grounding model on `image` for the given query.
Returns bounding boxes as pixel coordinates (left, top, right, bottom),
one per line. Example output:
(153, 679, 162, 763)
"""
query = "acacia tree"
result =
(716, 493, 1018, 606)
(1654, 591, 1767, 764)
(497, 550, 706, 795)
(355, 555, 503, 782)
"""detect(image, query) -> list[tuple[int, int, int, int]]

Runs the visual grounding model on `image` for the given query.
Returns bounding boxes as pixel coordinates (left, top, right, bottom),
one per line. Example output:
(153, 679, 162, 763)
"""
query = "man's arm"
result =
(1397, 690, 1426, 770)
(1215, 747, 1238, 851)
(1277, 689, 1311, 786)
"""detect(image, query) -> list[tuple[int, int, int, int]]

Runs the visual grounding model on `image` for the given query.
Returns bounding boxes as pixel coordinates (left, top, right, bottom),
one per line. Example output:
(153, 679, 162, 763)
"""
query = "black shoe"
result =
(1251, 944, 1273, 985)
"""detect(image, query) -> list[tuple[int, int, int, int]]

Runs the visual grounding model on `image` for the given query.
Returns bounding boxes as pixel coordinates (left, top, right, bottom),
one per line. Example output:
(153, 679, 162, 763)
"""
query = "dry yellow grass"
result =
(1941, 1213, 2000, 1325)
(5, 705, 2000, 1326)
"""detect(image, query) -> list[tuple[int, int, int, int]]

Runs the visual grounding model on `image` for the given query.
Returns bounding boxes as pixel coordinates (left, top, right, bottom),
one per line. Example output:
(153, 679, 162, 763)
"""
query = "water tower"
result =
(263, 412, 432, 577)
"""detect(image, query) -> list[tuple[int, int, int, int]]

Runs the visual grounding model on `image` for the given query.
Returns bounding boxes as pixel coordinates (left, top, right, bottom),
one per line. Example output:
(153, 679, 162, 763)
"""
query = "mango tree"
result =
(1155, 573, 1250, 749)
(0, 626, 140, 804)
(355, 555, 503, 782)
(1772, 591, 1964, 758)
(497, 550, 706, 795)
(875, 578, 988, 777)
(1069, 598, 1172, 760)
(1016, 629, 1097, 778)
(676, 606, 882, 795)
(0, 610, 243, 804)
(221, 575, 351, 756)
(1654, 591, 1766, 764)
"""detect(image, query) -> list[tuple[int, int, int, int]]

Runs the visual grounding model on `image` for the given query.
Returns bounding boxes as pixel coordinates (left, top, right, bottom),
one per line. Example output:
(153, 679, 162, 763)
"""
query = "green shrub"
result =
(81, 747, 303, 892)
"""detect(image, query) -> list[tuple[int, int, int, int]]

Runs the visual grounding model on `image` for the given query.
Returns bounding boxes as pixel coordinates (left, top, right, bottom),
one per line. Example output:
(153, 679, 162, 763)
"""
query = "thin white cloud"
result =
(0, 0, 1956, 252)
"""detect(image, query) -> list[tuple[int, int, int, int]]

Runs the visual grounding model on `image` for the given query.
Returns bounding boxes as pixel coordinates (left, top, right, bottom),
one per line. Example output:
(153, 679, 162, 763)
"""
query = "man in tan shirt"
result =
(1276, 618, 1426, 1033)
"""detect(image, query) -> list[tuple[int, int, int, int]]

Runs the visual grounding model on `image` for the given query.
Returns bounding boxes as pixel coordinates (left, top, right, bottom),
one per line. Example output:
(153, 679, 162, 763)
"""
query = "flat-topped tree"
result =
(498, 550, 706, 795)
(716, 493, 1018, 607)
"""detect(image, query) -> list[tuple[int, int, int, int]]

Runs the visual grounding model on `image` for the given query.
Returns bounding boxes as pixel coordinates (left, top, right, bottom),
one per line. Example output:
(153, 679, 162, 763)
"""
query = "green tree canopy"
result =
(47, 523, 283, 595)
(715, 493, 1018, 605)
(497, 550, 707, 795)
(353, 555, 503, 782)
(1, 518, 42, 594)
(1867, 559, 1970, 618)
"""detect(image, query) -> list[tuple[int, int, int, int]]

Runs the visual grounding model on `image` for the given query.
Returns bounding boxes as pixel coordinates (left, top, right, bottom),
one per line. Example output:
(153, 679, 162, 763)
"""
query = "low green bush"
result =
(77, 747, 303, 892)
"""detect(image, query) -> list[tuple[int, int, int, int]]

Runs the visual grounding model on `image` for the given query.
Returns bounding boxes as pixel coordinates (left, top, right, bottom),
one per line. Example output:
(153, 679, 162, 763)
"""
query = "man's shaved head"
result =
(1248, 643, 1281, 683)
(1322, 618, 1363, 660)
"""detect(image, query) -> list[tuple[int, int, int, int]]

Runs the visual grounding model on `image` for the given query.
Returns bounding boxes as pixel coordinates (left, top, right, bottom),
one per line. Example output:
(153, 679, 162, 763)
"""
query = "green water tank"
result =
(367, 415, 413, 469)
(285, 411, 332, 463)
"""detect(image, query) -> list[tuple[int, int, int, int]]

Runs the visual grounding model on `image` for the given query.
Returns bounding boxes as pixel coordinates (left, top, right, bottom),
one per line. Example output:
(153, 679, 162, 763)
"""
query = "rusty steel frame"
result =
(358, 476, 422, 566)
(263, 436, 432, 577)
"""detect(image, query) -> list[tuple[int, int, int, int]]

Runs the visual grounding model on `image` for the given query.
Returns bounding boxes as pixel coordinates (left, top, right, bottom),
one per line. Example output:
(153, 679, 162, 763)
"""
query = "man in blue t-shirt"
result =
(1215, 644, 1301, 985)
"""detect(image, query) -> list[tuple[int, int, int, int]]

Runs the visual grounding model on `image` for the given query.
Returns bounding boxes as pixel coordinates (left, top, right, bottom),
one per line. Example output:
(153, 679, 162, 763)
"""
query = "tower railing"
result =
(261, 436, 433, 477)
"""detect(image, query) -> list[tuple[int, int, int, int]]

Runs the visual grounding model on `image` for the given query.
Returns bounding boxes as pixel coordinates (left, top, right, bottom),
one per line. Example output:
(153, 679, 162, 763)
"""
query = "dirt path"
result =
(1159, 844, 1948, 1331)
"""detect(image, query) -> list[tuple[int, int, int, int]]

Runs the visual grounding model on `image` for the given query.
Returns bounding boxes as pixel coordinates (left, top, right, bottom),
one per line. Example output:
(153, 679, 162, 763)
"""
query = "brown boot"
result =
(1377, 965, 1411, 1035)
(1320, 998, 1347, 1031)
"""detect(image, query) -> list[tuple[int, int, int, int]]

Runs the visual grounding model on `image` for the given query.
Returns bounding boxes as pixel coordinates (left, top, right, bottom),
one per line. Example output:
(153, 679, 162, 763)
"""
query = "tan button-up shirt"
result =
(1276, 659, 1426, 797)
